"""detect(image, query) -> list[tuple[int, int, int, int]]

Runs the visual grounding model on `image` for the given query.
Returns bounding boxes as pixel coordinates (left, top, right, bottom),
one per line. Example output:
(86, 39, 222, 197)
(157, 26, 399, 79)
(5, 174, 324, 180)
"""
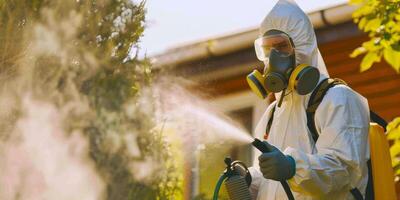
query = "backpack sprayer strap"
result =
(306, 78, 347, 142)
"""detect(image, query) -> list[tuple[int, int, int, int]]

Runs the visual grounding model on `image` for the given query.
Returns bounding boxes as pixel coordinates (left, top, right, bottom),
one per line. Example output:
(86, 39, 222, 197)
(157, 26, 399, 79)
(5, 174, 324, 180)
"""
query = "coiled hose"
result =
(213, 173, 228, 200)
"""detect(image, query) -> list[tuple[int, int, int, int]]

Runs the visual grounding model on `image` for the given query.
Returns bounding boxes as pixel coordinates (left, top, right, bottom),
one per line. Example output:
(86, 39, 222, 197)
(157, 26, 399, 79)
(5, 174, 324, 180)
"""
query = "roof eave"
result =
(151, 3, 358, 68)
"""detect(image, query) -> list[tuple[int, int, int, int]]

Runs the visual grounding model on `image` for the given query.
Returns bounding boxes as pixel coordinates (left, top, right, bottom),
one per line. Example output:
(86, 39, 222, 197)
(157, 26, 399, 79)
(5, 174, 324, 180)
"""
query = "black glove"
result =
(258, 141, 296, 181)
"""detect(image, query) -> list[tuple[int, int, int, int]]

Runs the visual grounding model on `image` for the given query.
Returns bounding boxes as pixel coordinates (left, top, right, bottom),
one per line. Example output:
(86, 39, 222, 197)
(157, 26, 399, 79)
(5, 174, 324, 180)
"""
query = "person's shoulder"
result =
(321, 84, 365, 107)
(316, 82, 370, 127)
(326, 84, 355, 97)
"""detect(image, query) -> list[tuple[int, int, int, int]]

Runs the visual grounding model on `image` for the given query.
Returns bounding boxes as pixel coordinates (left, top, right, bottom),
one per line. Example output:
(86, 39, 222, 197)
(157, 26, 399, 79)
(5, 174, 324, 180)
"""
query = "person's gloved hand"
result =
(258, 141, 296, 181)
(233, 164, 252, 186)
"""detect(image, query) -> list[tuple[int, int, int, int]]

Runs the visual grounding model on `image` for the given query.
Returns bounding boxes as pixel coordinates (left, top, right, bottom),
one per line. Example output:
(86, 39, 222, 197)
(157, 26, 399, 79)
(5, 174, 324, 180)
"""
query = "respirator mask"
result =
(247, 30, 320, 102)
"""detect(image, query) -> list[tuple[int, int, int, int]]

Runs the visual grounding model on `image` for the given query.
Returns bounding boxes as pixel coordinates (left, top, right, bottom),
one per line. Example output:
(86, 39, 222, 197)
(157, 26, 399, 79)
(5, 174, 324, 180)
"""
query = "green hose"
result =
(213, 173, 228, 200)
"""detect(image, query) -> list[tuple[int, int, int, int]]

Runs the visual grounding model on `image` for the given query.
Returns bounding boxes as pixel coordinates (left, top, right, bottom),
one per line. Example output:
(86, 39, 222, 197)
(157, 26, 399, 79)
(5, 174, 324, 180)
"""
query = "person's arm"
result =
(284, 86, 370, 197)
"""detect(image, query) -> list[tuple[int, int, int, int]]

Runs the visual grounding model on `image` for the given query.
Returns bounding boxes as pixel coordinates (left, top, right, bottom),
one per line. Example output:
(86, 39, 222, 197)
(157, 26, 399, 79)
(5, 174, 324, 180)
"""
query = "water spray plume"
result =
(182, 106, 253, 144)
(150, 77, 255, 199)
(151, 77, 254, 147)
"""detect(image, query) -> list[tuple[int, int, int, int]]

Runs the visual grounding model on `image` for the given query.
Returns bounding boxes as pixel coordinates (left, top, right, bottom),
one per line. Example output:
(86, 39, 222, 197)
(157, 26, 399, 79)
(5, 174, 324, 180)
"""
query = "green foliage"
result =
(351, 0, 400, 184)
(350, 0, 400, 72)
(0, 0, 180, 199)
(387, 117, 400, 176)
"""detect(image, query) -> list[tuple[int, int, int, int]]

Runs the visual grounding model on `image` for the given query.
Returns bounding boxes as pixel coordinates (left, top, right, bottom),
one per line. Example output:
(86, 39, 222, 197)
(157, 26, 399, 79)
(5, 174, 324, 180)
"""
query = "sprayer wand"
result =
(252, 138, 295, 200)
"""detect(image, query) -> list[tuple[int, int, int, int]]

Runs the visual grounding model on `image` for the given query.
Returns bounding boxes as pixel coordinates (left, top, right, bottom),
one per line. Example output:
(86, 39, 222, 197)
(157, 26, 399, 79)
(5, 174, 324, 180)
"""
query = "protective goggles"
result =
(254, 33, 294, 61)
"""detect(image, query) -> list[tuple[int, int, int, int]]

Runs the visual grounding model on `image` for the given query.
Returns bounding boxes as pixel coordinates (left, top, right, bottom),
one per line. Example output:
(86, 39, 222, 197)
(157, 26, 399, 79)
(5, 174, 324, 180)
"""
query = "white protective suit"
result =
(249, 0, 370, 199)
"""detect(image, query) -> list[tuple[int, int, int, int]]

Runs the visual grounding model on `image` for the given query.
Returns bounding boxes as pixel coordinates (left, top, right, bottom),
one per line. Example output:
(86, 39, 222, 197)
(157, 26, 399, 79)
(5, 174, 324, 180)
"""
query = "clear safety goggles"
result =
(254, 33, 294, 61)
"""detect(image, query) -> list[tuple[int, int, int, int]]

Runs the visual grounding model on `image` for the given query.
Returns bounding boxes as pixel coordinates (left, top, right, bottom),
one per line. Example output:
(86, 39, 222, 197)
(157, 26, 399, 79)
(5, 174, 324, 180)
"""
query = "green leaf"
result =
(383, 48, 400, 73)
(360, 52, 379, 72)
(350, 47, 367, 58)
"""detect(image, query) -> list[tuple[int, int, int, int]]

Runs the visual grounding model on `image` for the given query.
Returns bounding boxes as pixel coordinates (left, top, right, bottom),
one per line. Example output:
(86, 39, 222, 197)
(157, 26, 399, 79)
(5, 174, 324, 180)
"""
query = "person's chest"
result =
(266, 97, 315, 153)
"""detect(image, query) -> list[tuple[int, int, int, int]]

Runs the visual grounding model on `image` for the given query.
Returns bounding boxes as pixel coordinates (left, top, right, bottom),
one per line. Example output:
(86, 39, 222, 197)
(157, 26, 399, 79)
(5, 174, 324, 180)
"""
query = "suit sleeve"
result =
(283, 86, 370, 197)
(248, 167, 263, 199)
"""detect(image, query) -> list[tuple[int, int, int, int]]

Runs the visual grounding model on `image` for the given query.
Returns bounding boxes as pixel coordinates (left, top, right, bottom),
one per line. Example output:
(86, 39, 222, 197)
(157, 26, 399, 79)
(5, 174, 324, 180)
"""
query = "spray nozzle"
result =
(223, 157, 237, 176)
(252, 138, 272, 153)
(224, 157, 232, 167)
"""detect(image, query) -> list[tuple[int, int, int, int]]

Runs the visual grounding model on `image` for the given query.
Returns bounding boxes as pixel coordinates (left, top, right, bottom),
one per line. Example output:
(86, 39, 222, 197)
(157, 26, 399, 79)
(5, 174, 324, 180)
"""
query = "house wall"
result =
(319, 35, 400, 121)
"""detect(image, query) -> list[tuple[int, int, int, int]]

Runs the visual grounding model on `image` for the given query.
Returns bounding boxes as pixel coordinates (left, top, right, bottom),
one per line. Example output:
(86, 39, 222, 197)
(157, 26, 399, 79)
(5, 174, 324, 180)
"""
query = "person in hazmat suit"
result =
(246, 0, 370, 199)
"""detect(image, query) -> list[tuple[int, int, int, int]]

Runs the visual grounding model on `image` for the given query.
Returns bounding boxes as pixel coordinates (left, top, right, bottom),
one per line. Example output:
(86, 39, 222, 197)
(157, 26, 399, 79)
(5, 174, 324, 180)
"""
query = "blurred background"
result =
(141, 0, 347, 56)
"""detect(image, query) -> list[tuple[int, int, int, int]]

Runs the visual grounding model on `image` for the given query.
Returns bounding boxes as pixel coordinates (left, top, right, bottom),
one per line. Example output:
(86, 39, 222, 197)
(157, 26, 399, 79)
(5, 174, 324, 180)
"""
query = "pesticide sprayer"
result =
(212, 138, 294, 200)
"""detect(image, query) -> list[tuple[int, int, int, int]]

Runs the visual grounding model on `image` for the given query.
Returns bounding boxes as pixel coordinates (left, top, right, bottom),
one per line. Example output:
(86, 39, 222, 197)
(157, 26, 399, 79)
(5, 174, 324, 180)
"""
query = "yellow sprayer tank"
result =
(369, 123, 396, 199)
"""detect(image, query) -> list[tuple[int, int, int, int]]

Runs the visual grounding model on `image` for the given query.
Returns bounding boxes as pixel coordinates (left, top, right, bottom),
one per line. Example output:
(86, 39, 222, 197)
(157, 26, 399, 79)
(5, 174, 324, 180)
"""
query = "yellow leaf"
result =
(387, 117, 400, 132)
(352, 6, 373, 19)
(396, 14, 400, 21)
(387, 127, 400, 140)
(362, 39, 379, 51)
(349, 0, 364, 4)
(358, 5, 374, 16)
(390, 144, 400, 157)
(392, 157, 400, 168)
(364, 18, 381, 32)
(350, 47, 367, 58)
(358, 18, 367, 29)
(383, 48, 400, 73)
(381, 40, 391, 49)
(386, 21, 396, 30)
(395, 168, 400, 176)
(360, 52, 379, 72)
